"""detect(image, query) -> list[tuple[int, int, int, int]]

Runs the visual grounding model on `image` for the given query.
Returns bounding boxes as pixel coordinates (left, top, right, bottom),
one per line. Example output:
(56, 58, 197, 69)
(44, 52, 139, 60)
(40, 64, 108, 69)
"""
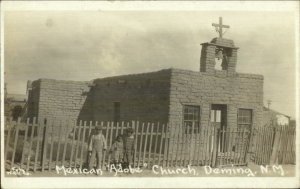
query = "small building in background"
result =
(4, 93, 27, 121)
(262, 107, 290, 127)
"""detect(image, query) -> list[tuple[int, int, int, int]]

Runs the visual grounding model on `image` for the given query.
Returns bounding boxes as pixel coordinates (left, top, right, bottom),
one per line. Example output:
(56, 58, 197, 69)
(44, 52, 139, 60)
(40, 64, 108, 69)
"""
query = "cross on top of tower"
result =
(212, 17, 230, 38)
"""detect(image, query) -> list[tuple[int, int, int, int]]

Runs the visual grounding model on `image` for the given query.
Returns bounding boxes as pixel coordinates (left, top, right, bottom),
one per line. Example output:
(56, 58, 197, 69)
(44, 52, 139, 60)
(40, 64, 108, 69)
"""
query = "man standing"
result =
(88, 126, 107, 171)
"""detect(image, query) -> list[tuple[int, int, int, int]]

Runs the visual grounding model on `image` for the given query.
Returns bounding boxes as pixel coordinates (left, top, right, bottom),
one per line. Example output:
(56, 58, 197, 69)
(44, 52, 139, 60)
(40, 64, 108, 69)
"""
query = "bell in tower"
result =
(200, 17, 238, 76)
(215, 48, 224, 70)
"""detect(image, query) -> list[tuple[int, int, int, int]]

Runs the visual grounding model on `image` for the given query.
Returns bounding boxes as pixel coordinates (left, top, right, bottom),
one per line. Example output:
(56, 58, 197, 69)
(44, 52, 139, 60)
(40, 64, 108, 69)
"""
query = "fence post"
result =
(245, 128, 253, 164)
(107, 121, 114, 167)
(147, 123, 154, 168)
(270, 127, 281, 164)
(79, 121, 87, 169)
(74, 120, 83, 168)
(11, 117, 21, 169)
(153, 122, 159, 166)
(4, 117, 13, 168)
(33, 118, 43, 172)
(102, 121, 109, 169)
(245, 127, 257, 165)
(173, 124, 180, 167)
(158, 124, 165, 166)
(138, 122, 145, 167)
(41, 118, 48, 171)
(69, 120, 77, 168)
(211, 126, 219, 167)
(55, 120, 64, 167)
(20, 118, 30, 169)
(62, 119, 71, 167)
(163, 123, 169, 167)
(142, 123, 150, 166)
(26, 117, 36, 172)
(133, 121, 138, 168)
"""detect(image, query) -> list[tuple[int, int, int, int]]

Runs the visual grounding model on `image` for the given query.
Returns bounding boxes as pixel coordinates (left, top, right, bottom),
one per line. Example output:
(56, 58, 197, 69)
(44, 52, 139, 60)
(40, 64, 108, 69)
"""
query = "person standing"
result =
(110, 135, 124, 166)
(123, 128, 135, 168)
(88, 125, 107, 171)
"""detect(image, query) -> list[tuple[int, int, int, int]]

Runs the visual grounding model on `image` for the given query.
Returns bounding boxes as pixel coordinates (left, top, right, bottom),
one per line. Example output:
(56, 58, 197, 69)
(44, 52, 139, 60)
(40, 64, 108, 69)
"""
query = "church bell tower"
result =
(200, 17, 238, 76)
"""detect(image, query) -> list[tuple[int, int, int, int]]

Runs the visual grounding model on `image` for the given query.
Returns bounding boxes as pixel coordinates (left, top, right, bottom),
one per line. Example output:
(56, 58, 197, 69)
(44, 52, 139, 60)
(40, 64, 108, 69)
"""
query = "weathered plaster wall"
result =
(92, 69, 171, 124)
(27, 79, 92, 122)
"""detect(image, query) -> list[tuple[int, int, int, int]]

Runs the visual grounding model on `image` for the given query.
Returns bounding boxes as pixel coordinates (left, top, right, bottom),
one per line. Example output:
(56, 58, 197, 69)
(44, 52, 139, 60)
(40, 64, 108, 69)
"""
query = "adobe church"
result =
(26, 17, 264, 134)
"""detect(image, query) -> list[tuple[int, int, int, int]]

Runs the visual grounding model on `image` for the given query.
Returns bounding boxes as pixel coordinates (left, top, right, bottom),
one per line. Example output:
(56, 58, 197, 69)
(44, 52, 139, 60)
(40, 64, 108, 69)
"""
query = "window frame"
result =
(237, 108, 253, 130)
(113, 102, 121, 122)
(182, 105, 201, 134)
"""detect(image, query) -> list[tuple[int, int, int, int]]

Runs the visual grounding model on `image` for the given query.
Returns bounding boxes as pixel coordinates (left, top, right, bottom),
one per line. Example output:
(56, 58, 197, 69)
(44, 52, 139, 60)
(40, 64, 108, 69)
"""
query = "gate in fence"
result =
(4, 117, 295, 173)
(216, 128, 251, 167)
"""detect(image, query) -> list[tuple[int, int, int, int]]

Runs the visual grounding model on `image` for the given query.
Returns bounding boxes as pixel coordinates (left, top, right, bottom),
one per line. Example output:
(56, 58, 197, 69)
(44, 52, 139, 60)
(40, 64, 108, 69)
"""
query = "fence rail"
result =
(4, 117, 296, 173)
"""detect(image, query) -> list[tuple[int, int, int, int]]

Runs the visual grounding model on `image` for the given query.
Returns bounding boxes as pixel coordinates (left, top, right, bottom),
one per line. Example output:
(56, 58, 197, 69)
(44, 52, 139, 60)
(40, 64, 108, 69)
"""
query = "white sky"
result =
(4, 10, 297, 118)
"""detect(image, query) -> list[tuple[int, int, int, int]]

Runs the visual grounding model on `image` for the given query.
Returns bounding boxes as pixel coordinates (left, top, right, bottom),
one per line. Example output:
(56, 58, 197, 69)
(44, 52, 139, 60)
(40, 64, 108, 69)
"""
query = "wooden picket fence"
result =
(5, 117, 294, 173)
(252, 125, 296, 165)
(216, 128, 251, 167)
(4, 117, 171, 172)
(165, 124, 251, 167)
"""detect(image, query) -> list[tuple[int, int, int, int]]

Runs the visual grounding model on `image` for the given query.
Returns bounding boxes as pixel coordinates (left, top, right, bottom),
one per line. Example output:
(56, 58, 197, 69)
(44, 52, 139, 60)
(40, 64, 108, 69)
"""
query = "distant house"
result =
(262, 107, 290, 126)
(4, 93, 27, 120)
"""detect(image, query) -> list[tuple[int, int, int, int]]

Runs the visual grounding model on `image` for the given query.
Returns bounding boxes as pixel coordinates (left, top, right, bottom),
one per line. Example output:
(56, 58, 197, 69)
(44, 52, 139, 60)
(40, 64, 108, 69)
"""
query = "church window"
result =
(183, 105, 200, 134)
(113, 102, 120, 122)
(238, 109, 252, 130)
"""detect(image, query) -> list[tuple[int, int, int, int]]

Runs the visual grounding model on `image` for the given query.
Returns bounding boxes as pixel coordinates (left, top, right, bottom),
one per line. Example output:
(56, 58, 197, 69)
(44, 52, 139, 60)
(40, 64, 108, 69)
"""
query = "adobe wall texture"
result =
(168, 68, 264, 158)
(26, 68, 264, 160)
(27, 68, 263, 127)
(27, 70, 172, 124)
(169, 68, 264, 128)
(27, 79, 92, 122)
(92, 69, 171, 123)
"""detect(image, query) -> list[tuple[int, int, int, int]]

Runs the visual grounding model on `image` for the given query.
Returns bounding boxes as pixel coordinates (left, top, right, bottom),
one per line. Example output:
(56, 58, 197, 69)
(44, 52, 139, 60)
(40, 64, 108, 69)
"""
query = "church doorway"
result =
(210, 104, 227, 153)
(210, 104, 227, 130)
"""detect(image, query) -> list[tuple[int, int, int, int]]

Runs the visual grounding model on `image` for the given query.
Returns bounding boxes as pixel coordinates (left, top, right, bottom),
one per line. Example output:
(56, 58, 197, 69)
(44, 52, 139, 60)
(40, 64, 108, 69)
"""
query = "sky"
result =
(4, 11, 296, 118)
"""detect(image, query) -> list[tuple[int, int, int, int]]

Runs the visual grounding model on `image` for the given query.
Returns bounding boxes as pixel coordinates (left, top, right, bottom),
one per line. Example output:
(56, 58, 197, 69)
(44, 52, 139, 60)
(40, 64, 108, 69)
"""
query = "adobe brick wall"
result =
(28, 68, 263, 132)
(92, 69, 172, 124)
(168, 68, 264, 158)
(27, 79, 92, 123)
(27, 68, 264, 161)
(27, 70, 172, 125)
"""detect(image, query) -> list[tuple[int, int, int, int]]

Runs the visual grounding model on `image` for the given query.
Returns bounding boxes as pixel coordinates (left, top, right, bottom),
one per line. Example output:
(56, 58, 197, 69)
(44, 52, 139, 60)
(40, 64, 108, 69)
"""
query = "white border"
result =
(1, 1, 298, 11)
(1, 1, 299, 188)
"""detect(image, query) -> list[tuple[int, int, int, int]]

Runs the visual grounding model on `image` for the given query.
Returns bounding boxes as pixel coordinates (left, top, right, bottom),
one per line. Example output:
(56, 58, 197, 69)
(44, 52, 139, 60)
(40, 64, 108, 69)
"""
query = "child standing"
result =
(88, 125, 107, 170)
(123, 128, 136, 168)
(110, 135, 124, 165)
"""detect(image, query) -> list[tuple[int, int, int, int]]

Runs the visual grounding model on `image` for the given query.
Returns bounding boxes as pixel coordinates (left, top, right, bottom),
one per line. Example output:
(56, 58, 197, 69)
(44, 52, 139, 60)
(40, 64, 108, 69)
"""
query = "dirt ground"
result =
(5, 163, 295, 177)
